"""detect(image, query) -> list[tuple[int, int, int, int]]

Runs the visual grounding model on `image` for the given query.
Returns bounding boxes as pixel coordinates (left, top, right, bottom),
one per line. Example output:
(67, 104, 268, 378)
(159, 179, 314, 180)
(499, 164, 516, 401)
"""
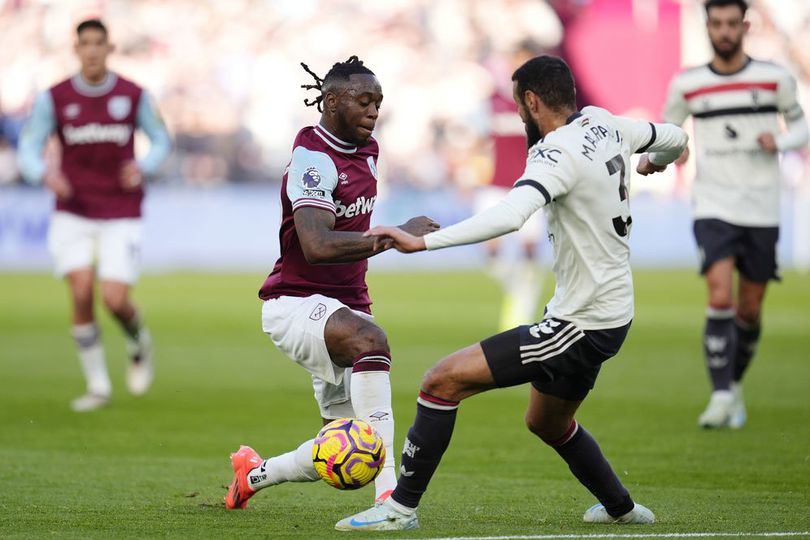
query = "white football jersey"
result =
(663, 58, 805, 226)
(515, 106, 686, 329)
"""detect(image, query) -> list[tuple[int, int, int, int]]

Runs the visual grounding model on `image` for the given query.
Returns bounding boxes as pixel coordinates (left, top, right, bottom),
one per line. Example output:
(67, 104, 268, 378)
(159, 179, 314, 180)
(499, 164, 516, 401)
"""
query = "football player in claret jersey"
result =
(18, 19, 171, 412)
(663, 0, 808, 429)
(224, 57, 439, 510)
(336, 56, 688, 531)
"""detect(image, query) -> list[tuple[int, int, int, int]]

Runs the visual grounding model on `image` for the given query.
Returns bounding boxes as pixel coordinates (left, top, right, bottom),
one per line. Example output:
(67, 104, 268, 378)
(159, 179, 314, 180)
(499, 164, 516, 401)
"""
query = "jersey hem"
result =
(260, 292, 371, 315)
(544, 311, 634, 331)
(692, 213, 780, 228)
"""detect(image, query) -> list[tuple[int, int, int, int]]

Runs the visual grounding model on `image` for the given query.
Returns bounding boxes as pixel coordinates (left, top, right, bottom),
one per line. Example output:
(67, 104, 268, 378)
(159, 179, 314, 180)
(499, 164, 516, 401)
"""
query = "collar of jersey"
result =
(314, 124, 357, 154)
(70, 72, 118, 98)
(707, 55, 752, 77)
(565, 111, 583, 125)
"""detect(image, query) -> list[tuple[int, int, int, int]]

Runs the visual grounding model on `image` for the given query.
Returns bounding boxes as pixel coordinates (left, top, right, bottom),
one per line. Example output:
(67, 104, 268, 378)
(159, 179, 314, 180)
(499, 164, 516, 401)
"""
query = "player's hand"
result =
(675, 145, 689, 166)
(398, 216, 440, 237)
(756, 132, 778, 154)
(636, 154, 668, 176)
(120, 161, 144, 190)
(44, 169, 73, 200)
(364, 226, 427, 253)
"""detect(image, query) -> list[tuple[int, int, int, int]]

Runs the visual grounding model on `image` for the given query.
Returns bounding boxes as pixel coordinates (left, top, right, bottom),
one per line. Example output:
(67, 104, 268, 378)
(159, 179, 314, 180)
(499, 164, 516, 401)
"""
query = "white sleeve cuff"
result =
(776, 116, 809, 152)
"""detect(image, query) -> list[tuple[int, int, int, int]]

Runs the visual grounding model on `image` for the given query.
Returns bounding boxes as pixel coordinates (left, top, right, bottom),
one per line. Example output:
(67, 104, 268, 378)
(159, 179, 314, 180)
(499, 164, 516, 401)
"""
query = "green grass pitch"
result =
(0, 270, 808, 539)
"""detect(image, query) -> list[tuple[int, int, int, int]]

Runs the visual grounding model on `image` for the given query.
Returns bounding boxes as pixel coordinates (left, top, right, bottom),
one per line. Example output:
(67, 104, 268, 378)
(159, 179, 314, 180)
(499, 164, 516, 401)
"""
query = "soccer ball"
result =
(312, 418, 385, 490)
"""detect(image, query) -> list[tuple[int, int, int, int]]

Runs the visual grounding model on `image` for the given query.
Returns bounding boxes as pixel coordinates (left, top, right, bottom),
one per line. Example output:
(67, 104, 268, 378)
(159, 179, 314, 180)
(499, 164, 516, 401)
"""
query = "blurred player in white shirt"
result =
(663, 0, 808, 429)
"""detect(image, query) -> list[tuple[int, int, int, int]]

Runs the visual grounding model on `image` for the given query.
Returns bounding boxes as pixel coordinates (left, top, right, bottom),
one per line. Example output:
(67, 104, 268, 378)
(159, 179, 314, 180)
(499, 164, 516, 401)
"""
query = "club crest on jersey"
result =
(302, 167, 321, 188)
(107, 96, 131, 120)
(64, 103, 81, 119)
(367, 156, 379, 180)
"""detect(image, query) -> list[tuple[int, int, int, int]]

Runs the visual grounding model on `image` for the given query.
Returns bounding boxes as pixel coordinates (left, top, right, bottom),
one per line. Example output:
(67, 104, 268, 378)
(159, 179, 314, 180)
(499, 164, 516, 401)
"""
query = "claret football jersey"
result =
(259, 124, 380, 313)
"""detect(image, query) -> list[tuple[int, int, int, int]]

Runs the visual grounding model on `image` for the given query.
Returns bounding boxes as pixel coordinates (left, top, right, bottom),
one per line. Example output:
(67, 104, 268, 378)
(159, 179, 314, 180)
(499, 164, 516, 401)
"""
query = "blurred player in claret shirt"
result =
(663, 0, 808, 429)
(224, 56, 439, 511)
(476, 41, 546, 331)
(18, 19, 171, 412)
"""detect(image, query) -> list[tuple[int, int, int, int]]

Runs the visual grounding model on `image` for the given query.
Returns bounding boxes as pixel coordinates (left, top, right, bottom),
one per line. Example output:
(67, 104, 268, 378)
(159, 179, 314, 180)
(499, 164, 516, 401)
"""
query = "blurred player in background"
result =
(663, 0, 808, 429)
(336, 55, 688, 531)
(17, 19, 171, 412)
(477, 41, 545, 330)
(224, 56, 439, 510)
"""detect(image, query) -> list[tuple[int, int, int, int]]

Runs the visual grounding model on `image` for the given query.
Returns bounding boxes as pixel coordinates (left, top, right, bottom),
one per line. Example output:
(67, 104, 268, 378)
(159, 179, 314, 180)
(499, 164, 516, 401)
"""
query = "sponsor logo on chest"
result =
(335, 195, 376, 218)
(63, 123, 133, 146)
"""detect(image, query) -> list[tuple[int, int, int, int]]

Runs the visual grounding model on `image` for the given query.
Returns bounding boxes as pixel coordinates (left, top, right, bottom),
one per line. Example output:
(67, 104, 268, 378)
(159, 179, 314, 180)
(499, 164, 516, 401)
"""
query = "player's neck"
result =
(318, 119, 356, 147)
(710, 52, 748, 75)
(538, 107, 577, 137)
(79, 68, 109, 85)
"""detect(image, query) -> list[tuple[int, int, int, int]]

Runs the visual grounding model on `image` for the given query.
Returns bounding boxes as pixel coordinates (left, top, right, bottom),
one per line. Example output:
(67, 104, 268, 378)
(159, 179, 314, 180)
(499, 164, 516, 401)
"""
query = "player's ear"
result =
(323, 91, 338, 114)
(524, 91, 539, 114)
(107, 42, 116, 54)
(742, 19, 750, 35)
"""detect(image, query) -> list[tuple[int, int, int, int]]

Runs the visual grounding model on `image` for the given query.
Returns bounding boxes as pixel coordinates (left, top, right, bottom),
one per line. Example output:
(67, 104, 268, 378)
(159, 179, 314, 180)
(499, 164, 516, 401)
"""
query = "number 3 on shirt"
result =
(605, 154, 632, 237)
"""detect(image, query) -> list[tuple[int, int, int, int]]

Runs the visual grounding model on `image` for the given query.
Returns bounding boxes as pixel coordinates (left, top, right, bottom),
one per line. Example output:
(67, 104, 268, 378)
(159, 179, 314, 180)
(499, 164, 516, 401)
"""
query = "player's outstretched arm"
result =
(295, 208, 438, 264)
(365, 226, 425, 253)
(378, 184, 546, 253)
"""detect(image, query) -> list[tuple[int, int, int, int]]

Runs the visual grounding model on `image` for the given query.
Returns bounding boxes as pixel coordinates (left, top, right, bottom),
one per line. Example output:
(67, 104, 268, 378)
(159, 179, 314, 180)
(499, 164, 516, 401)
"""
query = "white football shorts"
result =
(47, 211, 143, 284)
(261, 294, 372, 419)
(474, 185, 544, 242)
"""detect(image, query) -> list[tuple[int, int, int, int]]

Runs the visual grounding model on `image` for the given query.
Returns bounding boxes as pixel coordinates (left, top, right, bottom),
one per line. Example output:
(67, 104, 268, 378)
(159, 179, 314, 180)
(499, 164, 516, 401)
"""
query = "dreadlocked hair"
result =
(300, 55, 375, 112)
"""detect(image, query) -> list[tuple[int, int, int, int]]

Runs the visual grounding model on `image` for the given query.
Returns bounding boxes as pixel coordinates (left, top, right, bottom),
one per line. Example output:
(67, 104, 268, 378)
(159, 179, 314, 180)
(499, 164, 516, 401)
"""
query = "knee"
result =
(736, 303, 761, 325)
(420, 359, 465, 402)
(525, 412, 574, 445)
(72, 285, 93, 309)
(354, 324, 390, 355)
(707, 289, 733, 310)
(101, 288, 128, 316)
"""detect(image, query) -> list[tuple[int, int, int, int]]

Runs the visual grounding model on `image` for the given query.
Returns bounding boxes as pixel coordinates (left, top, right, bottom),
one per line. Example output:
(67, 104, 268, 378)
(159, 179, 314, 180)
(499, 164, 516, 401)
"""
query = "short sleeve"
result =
(776, 71, 805, 123)
(286, 146, 339, 214)
(611, 115, 659, 154)
(514, 143, 576, 202)
(662, 74, 690, 126)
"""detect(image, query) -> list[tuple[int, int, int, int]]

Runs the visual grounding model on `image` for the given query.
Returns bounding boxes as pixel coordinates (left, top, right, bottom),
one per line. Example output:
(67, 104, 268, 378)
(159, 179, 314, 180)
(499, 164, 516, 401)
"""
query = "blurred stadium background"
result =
(1, 0, 809, 272)
(1, 1, 809, 538)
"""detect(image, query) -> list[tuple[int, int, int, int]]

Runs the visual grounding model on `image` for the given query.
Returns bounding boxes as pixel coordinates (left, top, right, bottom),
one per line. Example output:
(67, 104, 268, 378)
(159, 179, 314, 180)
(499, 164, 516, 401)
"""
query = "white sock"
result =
(387, 496, 416, 515)
(247, 438, 319, 491)
(350, 370, 396, 499)
(72, 323, 111, 397)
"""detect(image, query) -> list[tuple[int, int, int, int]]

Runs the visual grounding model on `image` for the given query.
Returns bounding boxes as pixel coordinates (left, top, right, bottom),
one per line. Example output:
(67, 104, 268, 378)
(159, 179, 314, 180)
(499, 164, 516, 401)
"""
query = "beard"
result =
(710, 37, 742, 61)
(525, 119, 543, 149)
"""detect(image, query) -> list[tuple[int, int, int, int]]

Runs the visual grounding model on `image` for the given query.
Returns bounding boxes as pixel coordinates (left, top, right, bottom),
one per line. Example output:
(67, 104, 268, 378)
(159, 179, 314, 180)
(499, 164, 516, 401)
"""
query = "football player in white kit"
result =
(335, 55, 688, 531)
(663, 0, 808, 429)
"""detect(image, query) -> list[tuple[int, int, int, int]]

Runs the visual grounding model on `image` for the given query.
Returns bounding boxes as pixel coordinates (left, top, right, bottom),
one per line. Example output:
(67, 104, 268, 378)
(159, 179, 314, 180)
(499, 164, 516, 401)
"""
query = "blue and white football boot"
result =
(335, 500, 419, 531)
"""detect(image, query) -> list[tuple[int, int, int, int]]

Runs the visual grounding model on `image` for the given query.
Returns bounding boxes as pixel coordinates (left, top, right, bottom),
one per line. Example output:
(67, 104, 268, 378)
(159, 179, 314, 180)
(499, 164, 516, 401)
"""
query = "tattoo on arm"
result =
(294, 207, 387, 264)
